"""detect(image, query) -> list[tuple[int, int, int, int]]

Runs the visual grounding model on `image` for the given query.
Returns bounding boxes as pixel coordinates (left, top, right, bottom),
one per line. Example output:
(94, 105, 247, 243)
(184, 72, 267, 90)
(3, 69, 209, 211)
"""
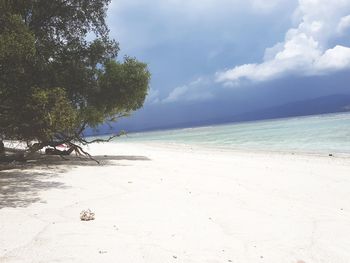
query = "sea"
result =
(114, 112, 350, 155)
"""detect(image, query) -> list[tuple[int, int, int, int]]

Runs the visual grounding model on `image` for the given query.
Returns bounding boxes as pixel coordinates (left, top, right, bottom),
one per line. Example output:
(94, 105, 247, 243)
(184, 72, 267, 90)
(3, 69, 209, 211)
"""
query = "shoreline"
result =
(112, 141, 350, 159)
(1, 142, 350, 262)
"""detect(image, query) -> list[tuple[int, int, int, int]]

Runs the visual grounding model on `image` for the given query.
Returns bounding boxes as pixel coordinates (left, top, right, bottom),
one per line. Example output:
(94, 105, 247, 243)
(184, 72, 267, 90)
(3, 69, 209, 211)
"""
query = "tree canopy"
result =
(0, 0, 150, 157)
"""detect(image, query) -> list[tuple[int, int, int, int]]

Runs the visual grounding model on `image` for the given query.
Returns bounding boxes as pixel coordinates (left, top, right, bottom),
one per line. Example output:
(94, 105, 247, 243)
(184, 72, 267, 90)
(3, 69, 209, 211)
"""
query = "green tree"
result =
(0, 0, 150, 158)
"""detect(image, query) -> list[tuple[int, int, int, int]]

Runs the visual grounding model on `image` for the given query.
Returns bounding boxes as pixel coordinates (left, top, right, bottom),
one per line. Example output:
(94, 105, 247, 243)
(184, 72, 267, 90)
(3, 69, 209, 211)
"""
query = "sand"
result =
(1, 142, 350, 263)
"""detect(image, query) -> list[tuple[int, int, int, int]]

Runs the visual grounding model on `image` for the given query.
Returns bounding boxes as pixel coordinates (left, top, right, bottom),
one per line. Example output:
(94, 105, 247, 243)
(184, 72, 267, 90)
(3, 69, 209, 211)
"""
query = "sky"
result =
(104, 0, 350, 131)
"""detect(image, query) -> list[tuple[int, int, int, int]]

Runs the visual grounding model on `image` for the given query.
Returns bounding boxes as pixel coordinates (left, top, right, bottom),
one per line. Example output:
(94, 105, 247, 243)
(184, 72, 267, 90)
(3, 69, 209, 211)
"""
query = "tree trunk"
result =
(0, 140, 4, 156)
(45, 147, 75, 156)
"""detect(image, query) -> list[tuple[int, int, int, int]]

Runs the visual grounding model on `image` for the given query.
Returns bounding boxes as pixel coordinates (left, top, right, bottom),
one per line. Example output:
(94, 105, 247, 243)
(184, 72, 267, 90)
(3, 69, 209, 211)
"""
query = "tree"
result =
(0, 0, 150, 158)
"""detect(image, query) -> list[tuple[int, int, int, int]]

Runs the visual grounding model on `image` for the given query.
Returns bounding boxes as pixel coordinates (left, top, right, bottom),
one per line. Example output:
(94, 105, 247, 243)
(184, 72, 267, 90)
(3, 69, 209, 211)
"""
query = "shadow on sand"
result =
(0, 154, 150, 209)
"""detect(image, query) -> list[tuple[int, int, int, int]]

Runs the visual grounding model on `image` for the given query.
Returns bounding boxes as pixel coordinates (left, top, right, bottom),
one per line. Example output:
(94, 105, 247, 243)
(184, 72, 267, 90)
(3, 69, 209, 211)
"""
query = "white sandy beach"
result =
(1, 142, 350, 263)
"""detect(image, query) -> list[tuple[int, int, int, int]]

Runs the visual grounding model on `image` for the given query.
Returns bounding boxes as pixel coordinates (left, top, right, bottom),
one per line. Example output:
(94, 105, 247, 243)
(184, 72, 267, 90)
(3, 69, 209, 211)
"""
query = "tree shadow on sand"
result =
(0, 154, 150, 209)
(0, 170, 66, 209)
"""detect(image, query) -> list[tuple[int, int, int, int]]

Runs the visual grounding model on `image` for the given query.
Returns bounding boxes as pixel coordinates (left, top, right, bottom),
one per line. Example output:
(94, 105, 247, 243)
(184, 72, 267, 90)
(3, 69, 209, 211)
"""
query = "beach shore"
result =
(1, 142, 350, 263)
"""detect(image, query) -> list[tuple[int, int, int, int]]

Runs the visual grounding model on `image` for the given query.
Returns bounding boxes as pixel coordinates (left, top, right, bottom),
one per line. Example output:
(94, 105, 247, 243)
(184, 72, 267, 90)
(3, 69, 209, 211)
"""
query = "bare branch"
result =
(79, 130, 126, 145)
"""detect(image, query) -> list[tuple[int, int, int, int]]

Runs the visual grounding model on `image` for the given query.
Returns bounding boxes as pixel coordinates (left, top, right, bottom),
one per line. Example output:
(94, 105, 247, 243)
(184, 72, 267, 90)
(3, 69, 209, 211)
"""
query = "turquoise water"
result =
(116, 112, 350, 154)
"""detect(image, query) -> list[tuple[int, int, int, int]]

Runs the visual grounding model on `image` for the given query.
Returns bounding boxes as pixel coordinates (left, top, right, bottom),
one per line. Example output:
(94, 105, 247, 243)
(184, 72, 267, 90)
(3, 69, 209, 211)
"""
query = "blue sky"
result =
(105, 0, 350, 130)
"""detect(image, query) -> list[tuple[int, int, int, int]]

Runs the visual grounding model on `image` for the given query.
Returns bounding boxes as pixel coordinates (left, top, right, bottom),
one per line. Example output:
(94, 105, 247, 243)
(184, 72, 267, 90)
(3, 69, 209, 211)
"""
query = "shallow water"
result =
(113, 112, 350, 154)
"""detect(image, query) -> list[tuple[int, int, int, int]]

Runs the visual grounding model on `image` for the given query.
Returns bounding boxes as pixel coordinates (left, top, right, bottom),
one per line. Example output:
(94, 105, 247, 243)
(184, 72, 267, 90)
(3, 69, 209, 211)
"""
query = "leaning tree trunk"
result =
(0, 140, 4, 156)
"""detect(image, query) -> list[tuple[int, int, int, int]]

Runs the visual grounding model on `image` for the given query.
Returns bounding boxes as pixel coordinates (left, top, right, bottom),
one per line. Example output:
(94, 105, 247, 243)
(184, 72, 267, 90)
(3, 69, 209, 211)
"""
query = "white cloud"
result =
(216, 0, 350, 86)
(162, 78, 214, 103)
(163, 86, 189, 103)
(145, 89, 160, 104)
(315, 45, 350, 71)
(337, 15, 350, 34)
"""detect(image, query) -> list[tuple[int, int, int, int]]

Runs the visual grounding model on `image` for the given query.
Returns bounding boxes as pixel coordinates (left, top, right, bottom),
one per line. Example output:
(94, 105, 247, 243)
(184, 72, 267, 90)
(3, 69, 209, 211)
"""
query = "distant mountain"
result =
(214, 94, 350, 124)
(87, 94, 350, 135)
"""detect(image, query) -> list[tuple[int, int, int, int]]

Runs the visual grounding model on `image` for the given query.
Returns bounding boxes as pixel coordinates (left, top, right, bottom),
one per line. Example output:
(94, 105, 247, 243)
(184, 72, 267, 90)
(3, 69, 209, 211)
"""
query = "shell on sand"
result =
(80, 209, 95, 221)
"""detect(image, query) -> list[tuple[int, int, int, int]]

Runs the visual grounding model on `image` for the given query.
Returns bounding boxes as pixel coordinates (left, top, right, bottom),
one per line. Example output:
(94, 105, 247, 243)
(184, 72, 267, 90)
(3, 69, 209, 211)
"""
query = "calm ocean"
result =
(115, 112, 350, 154)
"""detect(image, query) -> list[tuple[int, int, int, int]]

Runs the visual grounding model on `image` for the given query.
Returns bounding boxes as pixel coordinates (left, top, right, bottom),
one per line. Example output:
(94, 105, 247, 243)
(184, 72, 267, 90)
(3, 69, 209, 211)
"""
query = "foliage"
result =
(0, 0, 150, 155)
